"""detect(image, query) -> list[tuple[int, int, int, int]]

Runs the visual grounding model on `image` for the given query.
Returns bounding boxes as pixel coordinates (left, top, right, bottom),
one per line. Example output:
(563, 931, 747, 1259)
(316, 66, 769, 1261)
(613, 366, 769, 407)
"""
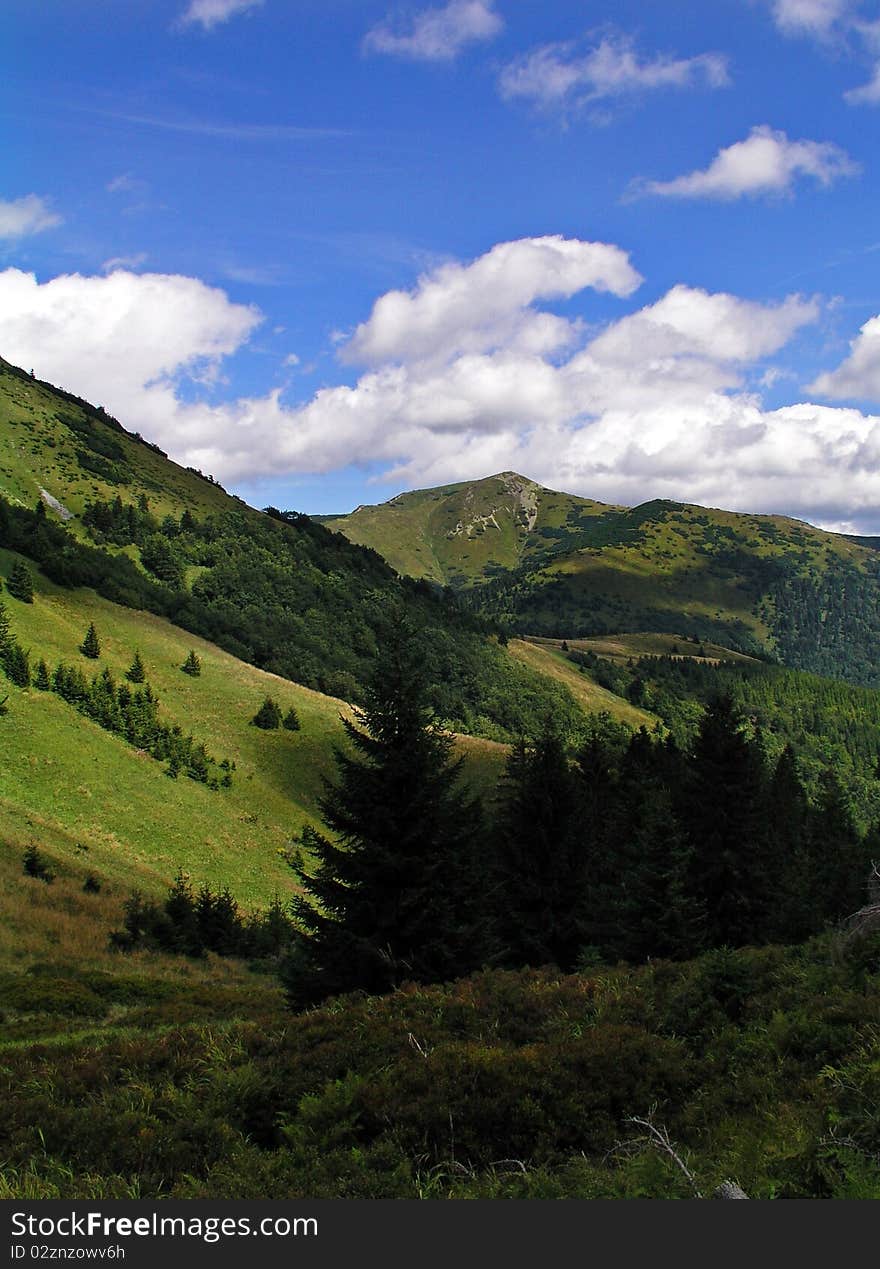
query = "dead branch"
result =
(626, 1115, 703, 1198)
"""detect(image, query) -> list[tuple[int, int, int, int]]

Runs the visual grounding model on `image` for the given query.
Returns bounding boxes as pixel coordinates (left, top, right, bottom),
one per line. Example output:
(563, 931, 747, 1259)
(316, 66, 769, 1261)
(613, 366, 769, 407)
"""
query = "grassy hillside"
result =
(323, 471, 616, 589)
(0, 357, 232, 525)
(0, 548, 505, 908)
(508, 639, 657, 730)
(527, 632, 759, 665)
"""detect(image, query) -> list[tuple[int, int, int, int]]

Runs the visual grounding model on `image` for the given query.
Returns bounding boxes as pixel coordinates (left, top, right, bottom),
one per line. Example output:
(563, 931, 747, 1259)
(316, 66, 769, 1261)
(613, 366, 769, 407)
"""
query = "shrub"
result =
(22, 844, 54, 884)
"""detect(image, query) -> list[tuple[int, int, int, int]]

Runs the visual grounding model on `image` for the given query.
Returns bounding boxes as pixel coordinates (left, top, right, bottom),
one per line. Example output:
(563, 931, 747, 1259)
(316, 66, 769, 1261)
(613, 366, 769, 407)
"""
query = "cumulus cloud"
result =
(4, 249, 880, 531)
(636, 125, 860, 199)
(178, 0, 263, 31)
(363, 1, 502, 62)
(811, 314, 880, 399)
(498, 32, 729, 113)
(346, 236, 642, 367)
(0, 195, 62, 239)
(0, 267, 260, 444)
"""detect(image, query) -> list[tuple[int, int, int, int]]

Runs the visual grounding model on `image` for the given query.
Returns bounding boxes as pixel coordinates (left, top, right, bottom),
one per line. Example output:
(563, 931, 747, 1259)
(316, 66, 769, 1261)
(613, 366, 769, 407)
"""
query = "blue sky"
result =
(3, 0, 880, 529)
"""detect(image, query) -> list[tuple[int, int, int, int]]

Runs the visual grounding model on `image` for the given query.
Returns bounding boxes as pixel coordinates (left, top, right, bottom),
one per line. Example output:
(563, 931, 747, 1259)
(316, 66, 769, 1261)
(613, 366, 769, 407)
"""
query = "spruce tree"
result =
(607, 729, 704, 962)
(282, 706, 301, 732)
(251, 697, 282, 729)
(280, 614, 486, 1009)
(181, 649, 201, 677)
(7, 562, 34, 604)
(493, 723, 587, 970)
(682, 694, 769, 948)
(4, 643, 30, 688)
(766, 745, 811, 940)
(126, 651, 146, 683)
(80, 623, 101, 659)
(807, 770, 869, 925)
(33, 658, 51, 691)
(0, 599, 11, 657)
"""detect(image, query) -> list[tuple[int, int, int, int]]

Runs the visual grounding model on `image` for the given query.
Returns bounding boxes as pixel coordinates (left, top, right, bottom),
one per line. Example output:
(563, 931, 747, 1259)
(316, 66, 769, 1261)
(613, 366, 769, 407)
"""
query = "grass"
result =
(0, 358, 232, 525)
(0, 548, 506, 910)
(526, 632, 759, 665)
(508, 639, 657, 730)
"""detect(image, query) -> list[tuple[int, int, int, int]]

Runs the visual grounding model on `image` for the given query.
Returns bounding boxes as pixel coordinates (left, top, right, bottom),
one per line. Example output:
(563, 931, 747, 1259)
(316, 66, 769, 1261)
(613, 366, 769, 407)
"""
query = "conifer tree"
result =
(607, 729, 704, 962)
(766, 745, 811, 940)
(493, 723, 587, 970)
(126, 651, 146, 683)
(282, 706, 301, 732)
(807, 770, 869, 925)
(7, 561, 34, 604)
(181, 649, 201, 677)
(163, 870, 201, 955)
(80, 623, 101, 659)
(280, 613, 486, 1009)
(251, 696, 282, 729)
(4, 643, 30, 688)
(33, 658, 51, 691)
(0, 599, 11, 656)
(682, 694, 769, 948)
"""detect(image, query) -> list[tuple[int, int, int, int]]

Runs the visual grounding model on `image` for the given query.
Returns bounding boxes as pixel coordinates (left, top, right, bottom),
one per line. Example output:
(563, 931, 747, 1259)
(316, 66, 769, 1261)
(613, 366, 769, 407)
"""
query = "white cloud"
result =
(0, 194, 62, 240)
(364, 1, 502, 62)
(5, 252, 880, 531)
(0, 268, 260, 443)
(766, 2, 880, 105)
(179, 0, 263, 31)
(346, 236, 642, 367)
(811, 314, 880, 399)
(770, 0, 854, 36)
(637, 125, 860, 199)
(498, 33, 729, 113)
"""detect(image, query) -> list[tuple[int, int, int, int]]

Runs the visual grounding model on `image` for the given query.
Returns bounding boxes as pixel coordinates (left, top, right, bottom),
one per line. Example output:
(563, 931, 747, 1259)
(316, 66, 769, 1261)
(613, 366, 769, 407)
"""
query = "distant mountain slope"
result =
(0, 359, 590, 740)
(322, 471, 617, 588)
(325, 472, 880, 686)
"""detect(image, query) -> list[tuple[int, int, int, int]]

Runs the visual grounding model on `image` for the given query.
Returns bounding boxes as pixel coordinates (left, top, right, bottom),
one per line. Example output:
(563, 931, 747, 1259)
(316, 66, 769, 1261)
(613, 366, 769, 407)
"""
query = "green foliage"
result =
(110, 874, 296, 961)
(251, 697, 282, 730)
(7, 560, 34, 603)
(4, 944, 880, 1199)
(79, 623, 101, 659)
(282, 706, 300, 732)
(2, 641, 30, 688)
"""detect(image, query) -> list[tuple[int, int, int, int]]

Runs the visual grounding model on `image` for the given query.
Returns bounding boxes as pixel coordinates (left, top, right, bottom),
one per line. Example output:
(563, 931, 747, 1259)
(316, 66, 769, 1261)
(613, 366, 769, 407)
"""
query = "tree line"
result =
(279, 618, 877, 1011)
